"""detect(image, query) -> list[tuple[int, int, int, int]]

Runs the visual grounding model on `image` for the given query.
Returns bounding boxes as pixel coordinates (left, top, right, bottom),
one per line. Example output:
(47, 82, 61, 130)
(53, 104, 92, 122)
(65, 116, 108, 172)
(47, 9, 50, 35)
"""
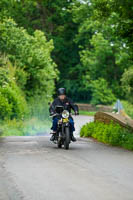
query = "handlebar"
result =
(49, 112, 79, 118)
(49, 113, 58, 118)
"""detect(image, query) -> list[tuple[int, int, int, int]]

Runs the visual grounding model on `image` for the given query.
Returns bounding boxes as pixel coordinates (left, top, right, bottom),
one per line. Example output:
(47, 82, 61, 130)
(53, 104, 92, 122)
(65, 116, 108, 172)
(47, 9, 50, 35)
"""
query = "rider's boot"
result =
(71, 132, 77, 142)
(50, 131, 56, 141)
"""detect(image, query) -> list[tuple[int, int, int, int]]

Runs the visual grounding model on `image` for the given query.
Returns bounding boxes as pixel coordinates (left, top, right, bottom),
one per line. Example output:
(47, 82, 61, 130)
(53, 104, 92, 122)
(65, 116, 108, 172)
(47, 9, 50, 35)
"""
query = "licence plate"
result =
(63, 118, 69, 123)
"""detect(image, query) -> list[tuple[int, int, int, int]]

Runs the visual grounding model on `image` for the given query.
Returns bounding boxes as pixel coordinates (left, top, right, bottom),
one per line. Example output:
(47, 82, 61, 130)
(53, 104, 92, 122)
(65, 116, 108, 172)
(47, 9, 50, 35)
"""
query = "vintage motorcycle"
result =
(50, 106, 74, 150)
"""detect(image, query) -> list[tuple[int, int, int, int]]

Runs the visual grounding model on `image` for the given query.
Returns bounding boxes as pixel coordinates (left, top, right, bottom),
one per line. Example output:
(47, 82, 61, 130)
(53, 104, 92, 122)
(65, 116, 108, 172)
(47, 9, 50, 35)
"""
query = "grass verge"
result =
(0, 118, 51, 137)
(79, 110, 96, 116)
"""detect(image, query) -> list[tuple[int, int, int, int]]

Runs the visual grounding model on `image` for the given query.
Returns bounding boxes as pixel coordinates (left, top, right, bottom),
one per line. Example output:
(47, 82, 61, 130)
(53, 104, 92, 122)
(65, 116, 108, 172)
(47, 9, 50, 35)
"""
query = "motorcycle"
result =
(50, 106, 74, 150)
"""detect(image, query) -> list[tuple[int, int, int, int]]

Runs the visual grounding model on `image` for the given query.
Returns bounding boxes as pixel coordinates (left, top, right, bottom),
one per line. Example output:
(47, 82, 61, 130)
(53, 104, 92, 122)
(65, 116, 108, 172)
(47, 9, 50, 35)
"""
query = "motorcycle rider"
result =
(49, 88, 79, 142)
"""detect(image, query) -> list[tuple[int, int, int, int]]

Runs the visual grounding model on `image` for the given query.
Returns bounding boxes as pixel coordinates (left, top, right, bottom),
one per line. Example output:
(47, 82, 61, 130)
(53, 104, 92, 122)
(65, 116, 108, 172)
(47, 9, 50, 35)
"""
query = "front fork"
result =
(57, 117, 70, 139)
(61, 122, 70, 139)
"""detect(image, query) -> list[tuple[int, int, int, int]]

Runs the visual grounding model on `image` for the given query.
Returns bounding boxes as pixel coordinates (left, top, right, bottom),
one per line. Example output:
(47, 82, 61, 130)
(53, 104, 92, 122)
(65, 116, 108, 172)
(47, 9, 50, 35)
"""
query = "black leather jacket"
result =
(49, 97, 78, 114)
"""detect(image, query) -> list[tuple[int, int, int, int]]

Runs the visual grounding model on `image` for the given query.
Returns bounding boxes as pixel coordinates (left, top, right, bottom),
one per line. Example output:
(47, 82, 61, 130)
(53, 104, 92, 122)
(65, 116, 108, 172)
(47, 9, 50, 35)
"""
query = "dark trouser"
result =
(52, 117, 75, 132)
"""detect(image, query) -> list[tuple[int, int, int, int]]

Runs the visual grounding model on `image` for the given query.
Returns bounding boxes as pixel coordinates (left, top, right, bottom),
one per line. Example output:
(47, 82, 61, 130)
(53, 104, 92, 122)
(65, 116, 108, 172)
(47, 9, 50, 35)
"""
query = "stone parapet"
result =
(94, 112, 133, 131)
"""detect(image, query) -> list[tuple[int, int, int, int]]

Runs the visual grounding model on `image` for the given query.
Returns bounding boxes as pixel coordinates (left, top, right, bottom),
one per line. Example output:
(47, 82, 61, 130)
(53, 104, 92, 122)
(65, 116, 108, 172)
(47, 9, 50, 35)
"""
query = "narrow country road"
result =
(0, 116, 133, 200)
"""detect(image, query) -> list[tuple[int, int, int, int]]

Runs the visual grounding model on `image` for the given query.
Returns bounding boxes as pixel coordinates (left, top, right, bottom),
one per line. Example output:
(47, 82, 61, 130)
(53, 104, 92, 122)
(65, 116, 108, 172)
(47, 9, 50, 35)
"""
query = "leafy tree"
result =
(71, 1, 132, 101)
(0, 0, 80, 99)
(91, 0, 133, 51)
(90, 78, 116, 105)
(0, 18, 58, 98)
(80, 33, 130, 97)
(0, 0, 132, 104)
(0, 58, 28, 119)
(121, 67, 133, 104)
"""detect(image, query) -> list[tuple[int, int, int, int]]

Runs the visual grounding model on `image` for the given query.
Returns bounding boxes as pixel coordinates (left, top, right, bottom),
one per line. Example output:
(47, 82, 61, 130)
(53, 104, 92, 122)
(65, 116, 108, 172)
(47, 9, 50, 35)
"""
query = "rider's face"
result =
(59, 95, 66, 101)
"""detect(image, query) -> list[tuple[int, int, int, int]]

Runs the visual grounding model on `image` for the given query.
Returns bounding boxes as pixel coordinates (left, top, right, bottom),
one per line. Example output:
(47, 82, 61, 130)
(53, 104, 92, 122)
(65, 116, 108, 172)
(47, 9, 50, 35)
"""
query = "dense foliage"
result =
(0, 19, 57, 98)
(0, 0, 132, 105)
(0, 18, 58, 121)
(90, 78, 116, 105)
(122, 101, 133, 119)
(0, 0, 132, 124)
(121, 67, 133, 104)
(0, 57, 28, 120)
(80, 121, 133, 150)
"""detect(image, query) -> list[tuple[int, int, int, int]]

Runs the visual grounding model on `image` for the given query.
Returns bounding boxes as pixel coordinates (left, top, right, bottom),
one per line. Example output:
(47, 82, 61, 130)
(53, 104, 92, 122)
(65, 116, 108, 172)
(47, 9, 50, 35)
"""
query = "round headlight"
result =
(62, 110, 69, 118)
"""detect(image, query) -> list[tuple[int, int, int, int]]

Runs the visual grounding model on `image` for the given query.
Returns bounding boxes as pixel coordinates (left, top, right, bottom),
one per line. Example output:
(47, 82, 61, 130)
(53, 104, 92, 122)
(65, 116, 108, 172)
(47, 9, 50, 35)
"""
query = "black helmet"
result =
(58, 88, 66, 96)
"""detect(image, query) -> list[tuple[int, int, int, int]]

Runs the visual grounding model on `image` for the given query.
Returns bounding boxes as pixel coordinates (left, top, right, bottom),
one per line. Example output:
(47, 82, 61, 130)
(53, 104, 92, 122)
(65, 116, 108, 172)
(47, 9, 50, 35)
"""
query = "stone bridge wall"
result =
(94, 112, 133, 131)
(77, 104, 112, 112)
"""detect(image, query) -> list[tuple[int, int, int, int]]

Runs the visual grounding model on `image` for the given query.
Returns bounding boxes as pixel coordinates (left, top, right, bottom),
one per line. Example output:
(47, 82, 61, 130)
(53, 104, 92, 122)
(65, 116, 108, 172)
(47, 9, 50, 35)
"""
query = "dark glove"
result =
(50, 112, 54, 116)
(75, 111, 79, 116)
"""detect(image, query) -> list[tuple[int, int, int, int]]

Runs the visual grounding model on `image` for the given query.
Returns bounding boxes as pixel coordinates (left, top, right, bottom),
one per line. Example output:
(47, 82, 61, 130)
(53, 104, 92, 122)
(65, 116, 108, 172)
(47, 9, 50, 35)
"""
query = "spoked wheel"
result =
(64, 127, 70, 150)
(57, 133, 62, 148)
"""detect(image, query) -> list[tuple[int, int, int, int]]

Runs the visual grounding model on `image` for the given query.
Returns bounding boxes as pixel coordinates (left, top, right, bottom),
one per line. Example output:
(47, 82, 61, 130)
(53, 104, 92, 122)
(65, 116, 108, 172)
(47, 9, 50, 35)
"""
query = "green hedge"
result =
(80, 121, 133, 151)
(0, 85, 28, 120)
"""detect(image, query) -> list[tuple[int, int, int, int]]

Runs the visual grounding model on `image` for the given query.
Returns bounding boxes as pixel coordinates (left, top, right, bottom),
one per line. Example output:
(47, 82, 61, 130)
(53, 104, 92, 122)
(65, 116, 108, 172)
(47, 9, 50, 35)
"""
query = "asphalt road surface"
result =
(0, 116, 133, 200)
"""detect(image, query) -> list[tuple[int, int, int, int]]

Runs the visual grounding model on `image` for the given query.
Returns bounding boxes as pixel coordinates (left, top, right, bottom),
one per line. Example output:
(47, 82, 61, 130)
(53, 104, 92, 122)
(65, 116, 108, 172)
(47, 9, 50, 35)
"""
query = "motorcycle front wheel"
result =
(64, 127, 70, 150)
(57, 133, 62, 148)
